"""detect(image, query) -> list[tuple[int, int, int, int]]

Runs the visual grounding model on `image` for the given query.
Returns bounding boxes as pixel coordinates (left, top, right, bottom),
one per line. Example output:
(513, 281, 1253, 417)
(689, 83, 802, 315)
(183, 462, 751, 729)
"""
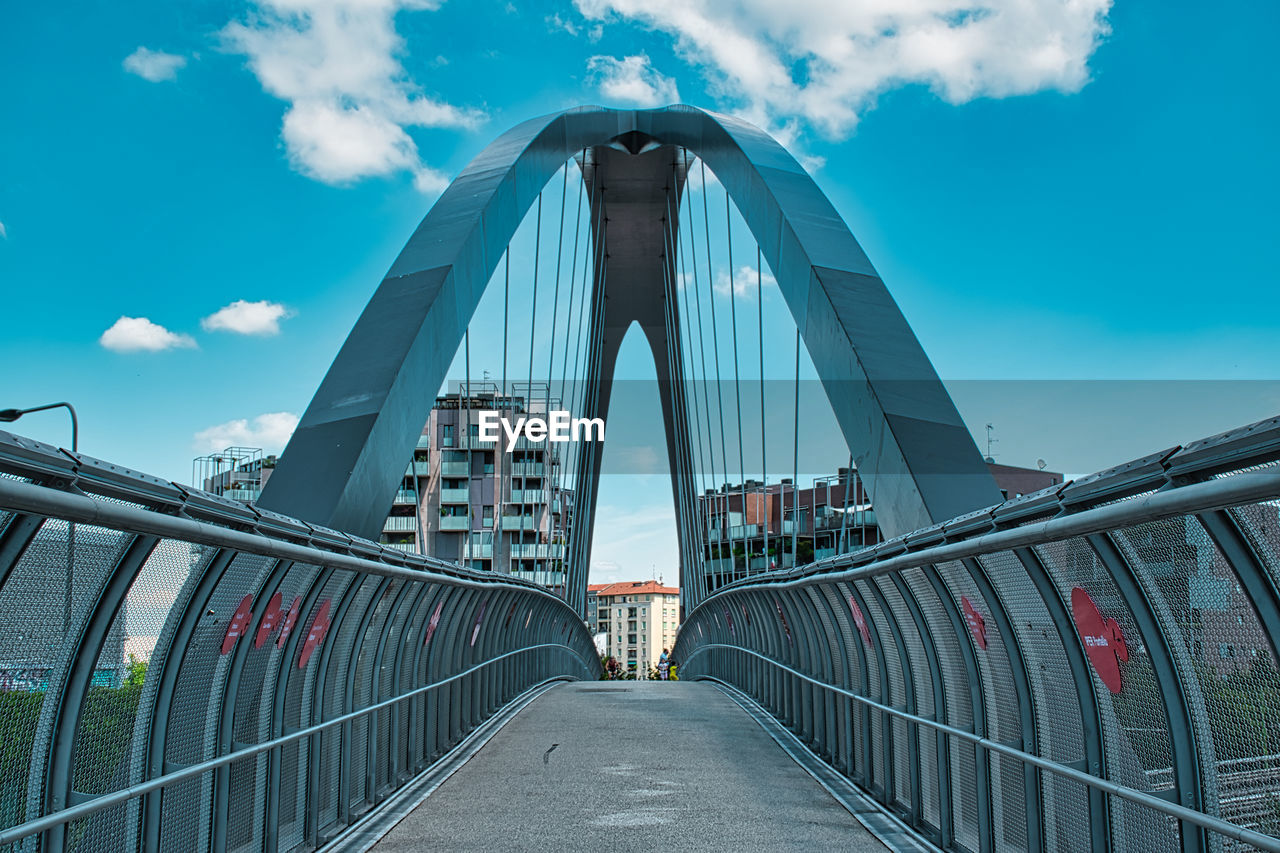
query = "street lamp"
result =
(0, 401, 79, 452)
(0, 401, 80, 630)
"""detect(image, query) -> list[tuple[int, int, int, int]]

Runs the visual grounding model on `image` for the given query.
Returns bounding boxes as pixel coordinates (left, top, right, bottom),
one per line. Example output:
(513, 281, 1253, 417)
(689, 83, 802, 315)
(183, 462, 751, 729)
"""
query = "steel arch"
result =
(256, 105, 1001, 611)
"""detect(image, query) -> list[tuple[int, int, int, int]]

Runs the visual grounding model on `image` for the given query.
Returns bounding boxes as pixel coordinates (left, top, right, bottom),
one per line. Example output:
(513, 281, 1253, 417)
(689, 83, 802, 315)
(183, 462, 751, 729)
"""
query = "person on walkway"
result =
(658, 649, 670, 680)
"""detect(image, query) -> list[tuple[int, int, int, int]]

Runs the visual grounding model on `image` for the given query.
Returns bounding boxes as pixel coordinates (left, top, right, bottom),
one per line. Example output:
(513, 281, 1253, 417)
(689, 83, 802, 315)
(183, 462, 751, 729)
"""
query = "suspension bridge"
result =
(1, 105, 1278, 852)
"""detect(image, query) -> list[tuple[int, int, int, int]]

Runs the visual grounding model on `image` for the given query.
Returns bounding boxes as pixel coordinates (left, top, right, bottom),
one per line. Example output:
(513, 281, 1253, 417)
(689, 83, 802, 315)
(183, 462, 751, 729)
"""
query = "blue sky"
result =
(2, 0, 1277, 583)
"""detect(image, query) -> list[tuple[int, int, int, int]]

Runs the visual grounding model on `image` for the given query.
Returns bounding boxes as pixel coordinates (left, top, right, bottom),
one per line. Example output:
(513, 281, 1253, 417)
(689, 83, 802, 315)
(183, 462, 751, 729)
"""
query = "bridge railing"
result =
(0, 431, 598, 852)
(675, 415, 1280, 853)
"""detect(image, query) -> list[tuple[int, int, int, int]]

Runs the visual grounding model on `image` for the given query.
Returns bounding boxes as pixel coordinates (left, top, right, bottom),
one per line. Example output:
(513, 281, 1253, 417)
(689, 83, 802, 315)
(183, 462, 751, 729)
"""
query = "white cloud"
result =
(0, 221, 6, 239)
(123, 47, 188, 82)
(221, 0, 483, 191)
(201, 299, 294, 335)
(548, 12, 581, 36)
(587, 54, 681, 107)
(575, 0, 1111, 138)
(99, 317, 197, 352)
(713, 264, 775, 298)
(193, 411, 299, 453)
(677, 264, 774, 297)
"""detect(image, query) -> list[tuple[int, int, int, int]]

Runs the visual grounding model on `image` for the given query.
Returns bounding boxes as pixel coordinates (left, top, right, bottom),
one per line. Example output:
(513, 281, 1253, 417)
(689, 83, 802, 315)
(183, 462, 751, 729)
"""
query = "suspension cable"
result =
(660, 182, 694, 588)
(567, 174, 606, 603)
(725, 188, 748, 582)
(523, 192, 542, 580)
(682, 151, 716, 599)
(541, 164, 570, 582)
(570, 183, 603, 567)
(576, 187, 609, 602)
(464, 327, 472, 565)
(758, 245, 768, 571)
(673, 154, 707, 601)
(567, 161, 598, 540)
(554, 155, 586, 585)
(792, 328, 800, 565)
(497, 247, 510, 560)
(700, 160, 731, 593)
(672, 160, 709, 601)
(838, 452, 854, 553)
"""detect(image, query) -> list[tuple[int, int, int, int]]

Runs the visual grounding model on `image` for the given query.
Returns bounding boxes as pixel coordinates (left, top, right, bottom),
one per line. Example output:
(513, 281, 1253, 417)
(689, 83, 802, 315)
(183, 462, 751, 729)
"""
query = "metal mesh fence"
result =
(0, 443, 598, 853)
(674, 416, 1280, 853)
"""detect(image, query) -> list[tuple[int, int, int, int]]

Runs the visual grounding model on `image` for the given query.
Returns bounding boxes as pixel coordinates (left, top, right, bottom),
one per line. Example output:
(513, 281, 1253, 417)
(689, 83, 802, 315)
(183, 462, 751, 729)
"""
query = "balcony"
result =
(439, 516, 470, 531)
(383, 516, 418, 532)
(711, 523, 762, 541)
(457, 435, 497, 450)
(440, 461, 469, 477)
(392, 489, 417, 505)
(383, 541, 418, 553)
(509, 463, 544, 478)
(405, 460, 430, 477)
(499, 514, 538, 531)
(510, 543, 563, 559)
(440, 488, 469, 504)
(463, 543, 493, 559)
(510, 569, 565, 587)
(507, 489, 546, 504)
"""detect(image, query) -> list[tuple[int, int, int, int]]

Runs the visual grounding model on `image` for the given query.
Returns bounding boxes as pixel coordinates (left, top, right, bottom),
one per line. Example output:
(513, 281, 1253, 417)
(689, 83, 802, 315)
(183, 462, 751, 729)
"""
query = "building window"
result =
(483, 459, 495, 475)
(482, 505, 493, 527)
(442, 424, 455, 447)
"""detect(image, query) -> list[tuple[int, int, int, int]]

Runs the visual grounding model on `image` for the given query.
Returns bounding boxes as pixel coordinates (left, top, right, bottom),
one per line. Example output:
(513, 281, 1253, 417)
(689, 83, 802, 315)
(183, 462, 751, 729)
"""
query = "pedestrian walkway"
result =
(373, 681, 888, 852)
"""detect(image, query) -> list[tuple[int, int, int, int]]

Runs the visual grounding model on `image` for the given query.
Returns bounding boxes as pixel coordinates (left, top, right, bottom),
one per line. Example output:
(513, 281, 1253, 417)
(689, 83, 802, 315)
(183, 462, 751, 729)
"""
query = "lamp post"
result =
(0, 402, 80, 629)
(0, 402, 78, 452)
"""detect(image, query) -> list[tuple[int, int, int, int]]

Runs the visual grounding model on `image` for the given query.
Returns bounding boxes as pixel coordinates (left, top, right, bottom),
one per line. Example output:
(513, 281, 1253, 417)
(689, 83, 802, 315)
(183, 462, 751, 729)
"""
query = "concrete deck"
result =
(374, 681, 887, 852)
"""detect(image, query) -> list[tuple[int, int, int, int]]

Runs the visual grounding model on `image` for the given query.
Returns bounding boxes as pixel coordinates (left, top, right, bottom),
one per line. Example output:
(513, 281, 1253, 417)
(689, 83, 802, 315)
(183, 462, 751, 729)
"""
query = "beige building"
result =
(588, 581, 680, 673)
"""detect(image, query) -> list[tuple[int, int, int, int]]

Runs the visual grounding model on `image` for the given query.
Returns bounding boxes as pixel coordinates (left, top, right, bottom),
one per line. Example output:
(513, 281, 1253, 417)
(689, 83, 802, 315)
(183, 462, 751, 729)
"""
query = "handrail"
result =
(683, 646, 1280, 852)
(0, 649, 588, 844)
(0, 477, 568, 603)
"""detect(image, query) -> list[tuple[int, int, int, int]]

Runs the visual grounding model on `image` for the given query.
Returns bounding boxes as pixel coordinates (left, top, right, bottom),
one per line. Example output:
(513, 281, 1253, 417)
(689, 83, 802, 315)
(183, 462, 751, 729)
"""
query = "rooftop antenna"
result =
(984, 423, 998, 464)
(1037, 458, 1047, 471)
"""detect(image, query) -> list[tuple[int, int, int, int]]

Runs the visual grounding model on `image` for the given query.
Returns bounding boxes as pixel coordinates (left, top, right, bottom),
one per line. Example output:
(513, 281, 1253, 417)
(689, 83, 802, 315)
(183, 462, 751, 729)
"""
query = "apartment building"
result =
(193, 385, 574, 590)
(589, 580, 680, 673)
(694, 461, 1064, 591)
(381, 385, 574, 590)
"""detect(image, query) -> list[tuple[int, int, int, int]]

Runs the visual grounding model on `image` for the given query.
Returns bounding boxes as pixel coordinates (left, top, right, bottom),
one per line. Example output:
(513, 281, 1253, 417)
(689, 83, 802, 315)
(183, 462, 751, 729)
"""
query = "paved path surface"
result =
(375, 681, 887, 852)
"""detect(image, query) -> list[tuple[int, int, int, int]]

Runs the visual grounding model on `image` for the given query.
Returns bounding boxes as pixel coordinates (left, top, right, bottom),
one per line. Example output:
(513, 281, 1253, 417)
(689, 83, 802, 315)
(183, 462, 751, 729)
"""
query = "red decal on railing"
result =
(1072, 587, 1128, 694)
(423, 601, 444, 646)
(277, 596, 302, 649)
(297, 599, 332, 669)
(775, 599, 791, 644)
(961, 595, 988, 651)
(254, 591, 283, 649)
(849, 595, 871, 646)
(724, 605, 735, 637)
(222, 594, 254, 655)
(471, 599, 489, 647)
